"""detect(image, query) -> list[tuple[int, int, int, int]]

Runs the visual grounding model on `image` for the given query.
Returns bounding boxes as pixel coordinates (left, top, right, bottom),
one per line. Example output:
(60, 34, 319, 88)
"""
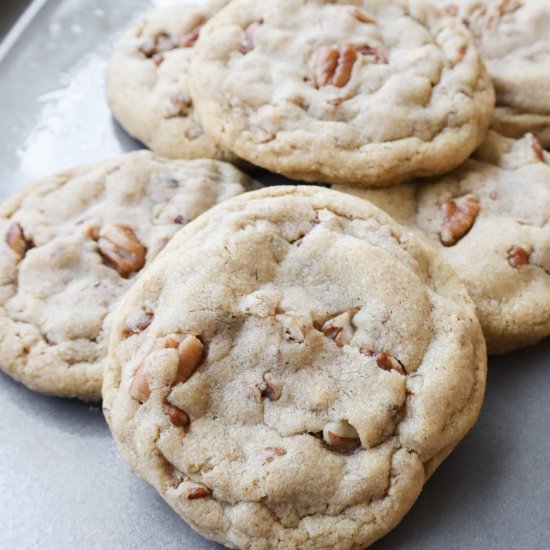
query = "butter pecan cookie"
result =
(103, 186, 486, 549)
(336, 132, 550, 354)
(106, 1, 235, 161)
(0, 152, 252, 400)
(189, 0, 494, 187)
(438, 0, 550, 147)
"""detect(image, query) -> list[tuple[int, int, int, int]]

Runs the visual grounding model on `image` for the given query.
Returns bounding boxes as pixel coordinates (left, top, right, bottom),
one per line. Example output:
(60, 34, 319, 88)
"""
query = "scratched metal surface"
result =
(0, 2, 549, 549)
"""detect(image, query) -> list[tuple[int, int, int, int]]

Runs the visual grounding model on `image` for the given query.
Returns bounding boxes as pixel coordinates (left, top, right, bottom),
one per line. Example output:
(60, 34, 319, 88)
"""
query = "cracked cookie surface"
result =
(106, 0, 235, 161)
(0, 151, 252, 400)
(437, 0, 550, 146)
(189, 0, 494, 187)
(103, 186, 486, 549)
(337, 131, 550, 354)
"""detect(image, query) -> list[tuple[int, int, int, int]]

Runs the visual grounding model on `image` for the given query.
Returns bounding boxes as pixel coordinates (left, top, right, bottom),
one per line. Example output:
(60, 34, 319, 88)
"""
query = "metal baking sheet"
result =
(1, 1, 549, 548)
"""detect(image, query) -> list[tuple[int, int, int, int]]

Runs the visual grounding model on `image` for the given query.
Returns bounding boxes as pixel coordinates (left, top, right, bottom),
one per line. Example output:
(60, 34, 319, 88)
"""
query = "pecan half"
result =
(187, 485, 211, 500)
(5, 222, 32, 257)
(240, 22, 260, 54)
(508, 245, 530, 268)
(322, 420, 361, 452)
(439, 195, 480, 246)
(320, 309, 357, 346)
(360, 349, 405, 375)
(98, 224, 146, 278)
(316, 45, 357, 88)
(163, 403, 190, 427)
(258, 372, 281, 401)
(122, 310, 154, 338)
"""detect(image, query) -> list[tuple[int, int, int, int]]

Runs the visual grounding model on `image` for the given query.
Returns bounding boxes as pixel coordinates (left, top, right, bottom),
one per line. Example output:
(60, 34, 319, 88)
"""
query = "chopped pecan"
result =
(163, 403, 190, 427)
(320, 309, 357, 346)
(322, 420, 361, 452)
(357, 44, 388, 64)
(263, 447, 286, 464)
(187, 485, 211, 500)
(508, 246, 530, 268)
(169, 94, 192, 115)
(129, 337, 179, 403)
(129, 335, 203, 402)
(439, 195, 480, 246)
(175, 334, 204, 384)
(530, 134, 545, 162)
(258, 372, 281, 401)
(276, 313, 309, 343)
(180, 20, 205, 48)
(316, 45, 357, 88)
(5, 222, 32, 257)
(443, 3, 459, 16)
(98, 224, 146, 277)
(240, 22, 260, 54)
(122, 310, 154, 338)
(139, 32, 175, 58)
(352, 7, 376, 23)
(360, 349, 405, 375)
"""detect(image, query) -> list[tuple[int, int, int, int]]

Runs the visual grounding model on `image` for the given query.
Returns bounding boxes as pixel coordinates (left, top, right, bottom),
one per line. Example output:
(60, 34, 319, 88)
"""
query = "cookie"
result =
(336, 131, 550, 354)
(188, 0, 494, 187)
(0, 152, 252, 401)
(438, 0, 550, 147)
(106, 1, 235, 161)
(103, 186, 486, 549)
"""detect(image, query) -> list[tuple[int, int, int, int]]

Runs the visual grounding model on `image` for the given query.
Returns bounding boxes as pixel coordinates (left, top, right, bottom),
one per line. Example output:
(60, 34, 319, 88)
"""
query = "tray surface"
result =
(0, 2, 549, 549)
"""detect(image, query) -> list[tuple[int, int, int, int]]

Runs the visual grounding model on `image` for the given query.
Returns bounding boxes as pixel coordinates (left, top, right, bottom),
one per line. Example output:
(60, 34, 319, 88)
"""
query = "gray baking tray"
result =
(0, 1, 549, 548)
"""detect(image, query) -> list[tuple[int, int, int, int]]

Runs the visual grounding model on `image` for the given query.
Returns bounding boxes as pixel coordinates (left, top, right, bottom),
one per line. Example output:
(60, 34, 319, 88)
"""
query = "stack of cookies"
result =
(2, 1, 549, 548)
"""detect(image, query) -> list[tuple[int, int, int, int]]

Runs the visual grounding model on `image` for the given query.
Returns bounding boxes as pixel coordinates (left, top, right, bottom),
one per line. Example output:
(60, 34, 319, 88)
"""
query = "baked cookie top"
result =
(106, 1, 235, 161)
(438, 0, 550, 146)
(103, 186, 486, 550)
(189, 0, 494, 187)
(336, 132, 550, 354)
(0, 152, 251, 401)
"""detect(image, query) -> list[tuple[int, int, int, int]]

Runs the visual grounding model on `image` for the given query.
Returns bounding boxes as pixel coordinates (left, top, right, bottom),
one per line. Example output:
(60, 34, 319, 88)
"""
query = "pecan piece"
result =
(180, 20, 205, 48)
(263, 447, 286, 464)
(530, 134, 545, 162)
(323, 420, 361, 452)
(187, 485, 211, 500)
(352, 7, 376, 24)
(508, 246, 530, 268)
(98, 224, 146, 277)
(163, 403, 190, 427)
(240, 22, 260, 54)
(276, 313, 309, 343)
(139, 32, 176, 58)
(320, 309, 357, 346)
(6, 222, 32, 257)
(129, 335, 203, 403)
(316, 45, 357, 88)
(129, 337, 179, 403)
(122, 310, 154, 338)
(258, 372, 281, 401)
(357, 45, 388, 64)
(439, 195, 480, 246)
(175, 334, 204, 384)
(361, 349, 405, 375)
